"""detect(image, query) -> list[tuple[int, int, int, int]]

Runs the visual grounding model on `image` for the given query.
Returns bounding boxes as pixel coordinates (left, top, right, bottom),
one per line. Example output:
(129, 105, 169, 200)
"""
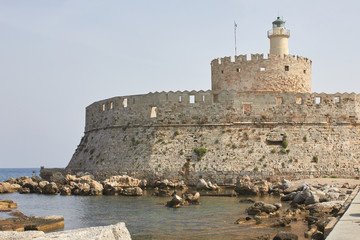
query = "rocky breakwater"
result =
(235, 178, 359, 240)
(0, 174, 146, 197)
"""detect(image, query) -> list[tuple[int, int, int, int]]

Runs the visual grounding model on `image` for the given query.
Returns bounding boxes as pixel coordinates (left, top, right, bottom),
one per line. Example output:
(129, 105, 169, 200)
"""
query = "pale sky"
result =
(1, 1, 360, 168)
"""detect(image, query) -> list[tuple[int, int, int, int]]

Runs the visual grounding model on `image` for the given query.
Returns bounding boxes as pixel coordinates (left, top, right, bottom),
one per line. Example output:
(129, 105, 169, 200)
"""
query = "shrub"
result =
(313, 156, 319, 163)
(179, 149, 184, 155)
(263, 164, 267, 167)
(253, 166, 259, 171)
(303, 136, 308, 142)
(281, 162, 285, 168)
(280, 149, 287, 154)
(248, 149, 254, 154)
(215, 139, 219, 144)
(231, 144, 237, 149)
(271, 149, 276, 154)
(289, 158, 293, 163)
(174, 130, 180, 137)
(90, 148, 95, 155)
(331, 176, 338, 178)
(156, 138, 165, 144)
(282, 140, 288, 148)
(194, 148, 207, 160)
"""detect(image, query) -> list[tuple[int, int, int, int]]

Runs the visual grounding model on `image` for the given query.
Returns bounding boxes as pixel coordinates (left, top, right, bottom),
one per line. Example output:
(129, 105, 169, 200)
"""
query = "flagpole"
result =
(234, 21, 237, 57)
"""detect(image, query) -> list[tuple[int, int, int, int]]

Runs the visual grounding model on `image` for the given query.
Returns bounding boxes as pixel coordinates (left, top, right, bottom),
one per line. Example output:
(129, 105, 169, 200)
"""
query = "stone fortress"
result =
(66, 17, 360, 184)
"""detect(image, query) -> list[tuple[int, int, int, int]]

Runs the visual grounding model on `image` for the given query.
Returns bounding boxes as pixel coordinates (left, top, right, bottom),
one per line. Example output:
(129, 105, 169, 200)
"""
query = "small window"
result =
(150, 107, 157, 118)
(285, 66, 289, 71)
(102, 104, 106, 111)
(296, 96, 302, 104)
(276, 97, 283, 104)
(303, 70, 307, 74)
(189, 95, 195, 104)
(221, 70, 224, 74)
(236, 68, 241, 72)
(243, 104, 252, 114)
(315, 97, 321, 104)
(123, 98, 128, 108)
(334, 96, 340, 103)
(110, 102, 114, 109)
(179, 96, 182, 102)
(260, 67, 266, 72)
(213, 94, 219, 103)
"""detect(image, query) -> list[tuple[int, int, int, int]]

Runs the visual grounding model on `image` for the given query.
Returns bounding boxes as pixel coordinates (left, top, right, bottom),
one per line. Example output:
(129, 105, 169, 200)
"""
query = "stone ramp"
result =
(327, 190, 360, 239)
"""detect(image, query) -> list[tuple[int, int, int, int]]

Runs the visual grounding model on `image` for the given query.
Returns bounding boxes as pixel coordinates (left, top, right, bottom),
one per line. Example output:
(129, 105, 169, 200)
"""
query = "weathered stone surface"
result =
(305, 201, 343, 214)
(0, 182, 20, 193)
(89, 180, 103, 196)
(42, 182, 59, 195)
(246, 201, 279, 215)
(166, 194, 183, 208)
(104, 175, 141, 188)
(122, 187, 143, 196)
(0, 200, 17, 211)
(0, 215, 64, 232)
(102, 182, 123, 195)
(0, 222, 131, 240)
(273, 231, 298, 240)
(60, 186, 71, 196)
(184, 192, 200, 204)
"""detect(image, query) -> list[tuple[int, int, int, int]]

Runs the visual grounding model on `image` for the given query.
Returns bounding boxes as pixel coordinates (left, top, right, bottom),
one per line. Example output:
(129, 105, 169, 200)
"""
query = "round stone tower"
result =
(268, 17, 290, 55)
(211, 17, 312, 93)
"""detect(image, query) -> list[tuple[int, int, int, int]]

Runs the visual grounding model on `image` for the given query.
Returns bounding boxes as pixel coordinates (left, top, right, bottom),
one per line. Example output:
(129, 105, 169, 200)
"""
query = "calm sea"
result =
(0, 168, 298, 239)
(0, 168, 40, 182)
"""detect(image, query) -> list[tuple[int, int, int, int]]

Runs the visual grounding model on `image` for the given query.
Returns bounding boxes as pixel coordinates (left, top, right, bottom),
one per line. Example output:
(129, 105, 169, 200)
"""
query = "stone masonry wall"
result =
(211, 54, 312, 93)
(66, 91, 360, 184)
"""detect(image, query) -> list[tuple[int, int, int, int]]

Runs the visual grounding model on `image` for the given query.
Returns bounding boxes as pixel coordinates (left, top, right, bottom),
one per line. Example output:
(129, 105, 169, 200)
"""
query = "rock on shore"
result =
(0, 222, 131, 240)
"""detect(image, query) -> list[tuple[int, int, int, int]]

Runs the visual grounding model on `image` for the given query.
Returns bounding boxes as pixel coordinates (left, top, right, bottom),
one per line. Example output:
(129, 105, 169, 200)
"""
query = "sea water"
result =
(0, 169, 285, 239)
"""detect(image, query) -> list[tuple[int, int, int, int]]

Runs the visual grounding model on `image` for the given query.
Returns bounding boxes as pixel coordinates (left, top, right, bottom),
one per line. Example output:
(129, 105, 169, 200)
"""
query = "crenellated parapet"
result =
(211, 54, 312, 93)
(85, 91, 360, 132)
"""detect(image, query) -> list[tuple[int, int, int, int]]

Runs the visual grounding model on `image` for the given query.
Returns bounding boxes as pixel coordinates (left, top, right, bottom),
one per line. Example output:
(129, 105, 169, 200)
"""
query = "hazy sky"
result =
(1, 1, 360, 168)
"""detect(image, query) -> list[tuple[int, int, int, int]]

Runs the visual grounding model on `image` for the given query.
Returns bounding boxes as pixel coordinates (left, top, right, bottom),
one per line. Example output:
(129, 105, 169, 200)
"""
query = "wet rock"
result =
(271, 217, 292, 227)
(281, 179, 291, 189)
(122, 187, 143, 196)
(246, 201, 279, 215)
(153, 188, 172, 197)
(235, 177, 270, 195)
(9, 210, 26, 217)
(0, 182, 20, 193)
(252, 233, 271, 240)
(311, 231, 324, 240)
(0, 200, 17, 211)
(72, 183, 91, 195)
(103, 182, 123, 196)
(89, 180, 103, 196)
(60, 186, 72, 196)
(272, 231, 298, 240)
(239, 198, 255, 203)
(281, 192, 297, 201)
(17, 177, 38, 193)
(42, 182, 59, 195)
(0, 215, 64, 232)
(19, 187, 31, 194)
(166, 194, 183, 208)
(184, 192, 200, 204)
(293, 188, 312, 204)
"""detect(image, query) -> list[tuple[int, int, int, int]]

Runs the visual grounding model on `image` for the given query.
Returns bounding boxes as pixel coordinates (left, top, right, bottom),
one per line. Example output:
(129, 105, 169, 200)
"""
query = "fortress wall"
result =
(67, 123, 360, 184)
(211, 54, 312, 93)
(84, 91, 360, 132)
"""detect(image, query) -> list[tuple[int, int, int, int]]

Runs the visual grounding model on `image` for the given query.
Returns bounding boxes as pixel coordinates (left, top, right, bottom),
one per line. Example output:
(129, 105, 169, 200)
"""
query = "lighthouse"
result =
(268, 17, 290, 55)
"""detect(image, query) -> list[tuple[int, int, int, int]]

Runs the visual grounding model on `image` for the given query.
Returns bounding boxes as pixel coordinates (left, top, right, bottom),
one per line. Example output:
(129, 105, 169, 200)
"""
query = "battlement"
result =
(211, 54, 311, 66)
(84, 90, 360, 132)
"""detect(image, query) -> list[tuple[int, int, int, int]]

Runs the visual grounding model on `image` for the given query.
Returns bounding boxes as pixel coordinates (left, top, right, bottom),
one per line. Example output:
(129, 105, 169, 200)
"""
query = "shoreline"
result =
(1, 174, 359, 239)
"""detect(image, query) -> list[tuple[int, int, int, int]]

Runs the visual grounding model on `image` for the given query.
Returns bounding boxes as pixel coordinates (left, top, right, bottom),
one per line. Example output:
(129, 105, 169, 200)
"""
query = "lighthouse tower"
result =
(268, 17, 290, 55)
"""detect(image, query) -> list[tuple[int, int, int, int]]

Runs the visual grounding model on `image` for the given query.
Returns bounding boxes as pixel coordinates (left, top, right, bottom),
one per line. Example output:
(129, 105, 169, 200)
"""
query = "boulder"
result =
(281, 179, 291, 189)
(104, 175, 141, 188)
(304, 193, 320, 205)
(196, 178, 209, 190)
(273, 232, 298, 240)
(89, 180, 103, 196)
(246, 201, 279, 215)
(60, 186, 71, 196)
(0, 215, 64, 232)
(103, 182, 123, 196)
(281, 192, 297, 201)
(271, 217, 292, 227)
(235, 178, 257, 195)
(305, 201, 343, 215)
(17, 177, 38, 193)
(72, 183, 91, 196)
(122, 187, 143, 196)
(0, 182, 20, 193)
(166, 194, 183, 208)
(5, 178, 17, 184)
(19, 187, 31, 194)
(42, 182, 59, 195)
(293, 188, 312, 204)
(184, 192, 200, 204)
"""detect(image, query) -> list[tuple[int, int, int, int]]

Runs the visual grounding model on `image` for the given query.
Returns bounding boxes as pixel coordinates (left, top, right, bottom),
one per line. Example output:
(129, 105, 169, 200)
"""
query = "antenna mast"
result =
(234, 21, 237, 56)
